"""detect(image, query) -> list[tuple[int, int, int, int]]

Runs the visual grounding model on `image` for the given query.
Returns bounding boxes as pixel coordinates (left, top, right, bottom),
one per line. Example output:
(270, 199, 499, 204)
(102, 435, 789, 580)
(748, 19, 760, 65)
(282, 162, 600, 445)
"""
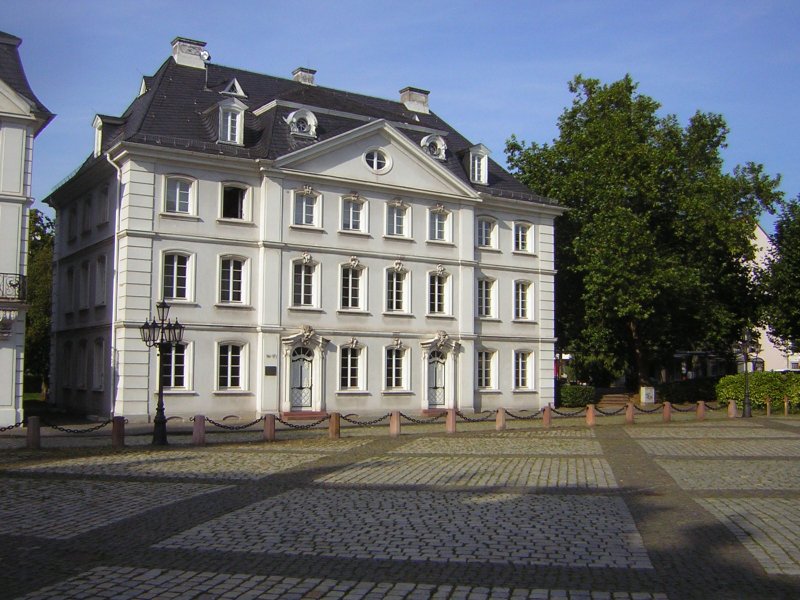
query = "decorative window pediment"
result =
(221, 78, 246, 97)
(421, 134, 447, 160)
(421, 330, 460, 355)
(285, 108, 318, 138)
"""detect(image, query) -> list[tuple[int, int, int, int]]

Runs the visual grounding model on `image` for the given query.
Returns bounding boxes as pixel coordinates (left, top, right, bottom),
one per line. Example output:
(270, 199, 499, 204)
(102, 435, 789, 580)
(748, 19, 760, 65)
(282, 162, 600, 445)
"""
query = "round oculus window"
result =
(364, 149, 389, 172)
(295, 117, 309, 133)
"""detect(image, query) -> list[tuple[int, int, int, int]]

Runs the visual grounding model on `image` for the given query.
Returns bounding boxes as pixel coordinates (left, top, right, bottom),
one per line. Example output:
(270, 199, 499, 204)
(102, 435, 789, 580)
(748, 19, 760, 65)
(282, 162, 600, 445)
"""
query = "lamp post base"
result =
(152, 417, 168, 445)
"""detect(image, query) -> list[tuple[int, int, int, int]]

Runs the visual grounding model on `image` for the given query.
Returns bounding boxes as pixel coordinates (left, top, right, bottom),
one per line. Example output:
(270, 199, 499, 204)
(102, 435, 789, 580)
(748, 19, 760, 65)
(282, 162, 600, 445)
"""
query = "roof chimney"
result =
(292, 67, 316, 85)
(171, 37, 209, 69)
(400, 86, 430, 114)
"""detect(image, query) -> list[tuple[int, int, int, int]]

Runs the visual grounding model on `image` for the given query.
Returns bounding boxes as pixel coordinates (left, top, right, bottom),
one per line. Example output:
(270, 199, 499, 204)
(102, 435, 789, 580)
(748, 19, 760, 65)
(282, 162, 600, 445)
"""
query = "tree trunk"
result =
(628, 320, 649, 386)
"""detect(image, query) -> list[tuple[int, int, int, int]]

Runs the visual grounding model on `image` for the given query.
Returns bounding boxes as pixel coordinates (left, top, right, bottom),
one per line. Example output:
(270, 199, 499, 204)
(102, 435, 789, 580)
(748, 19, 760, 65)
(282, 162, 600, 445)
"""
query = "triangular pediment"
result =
(274, 120, 479, 200)
(0, 80, 35, 120)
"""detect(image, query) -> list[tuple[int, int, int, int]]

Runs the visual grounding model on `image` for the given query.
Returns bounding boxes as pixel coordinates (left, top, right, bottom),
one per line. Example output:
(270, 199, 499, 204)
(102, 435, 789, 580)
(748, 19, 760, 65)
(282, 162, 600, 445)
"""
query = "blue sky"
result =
(3, 0, 798, 232)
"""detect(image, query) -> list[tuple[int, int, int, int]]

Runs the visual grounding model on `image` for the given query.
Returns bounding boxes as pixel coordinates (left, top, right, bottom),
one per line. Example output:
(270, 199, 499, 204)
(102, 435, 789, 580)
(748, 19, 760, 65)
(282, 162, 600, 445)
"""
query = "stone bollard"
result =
(663, 402, 672, 423)
(586, 404, 596, 427)
(446, 409, 457, 434)
(263, 414, 276, 442)
(785, 396, 790, 417)
(696, 401, 706, 422)
(389, 411, 401, 437)
(766, 399, 772, 417)
(329, 412, 340, 439)
(543, 405, 552, 428)
(728, 401, 738, 418)
(26, 416, 41, 450)
(625, 402, 635, 425)
(495, 408, 506, 431)
(112, 416, 126, 448)
(192, 415, 206, 446)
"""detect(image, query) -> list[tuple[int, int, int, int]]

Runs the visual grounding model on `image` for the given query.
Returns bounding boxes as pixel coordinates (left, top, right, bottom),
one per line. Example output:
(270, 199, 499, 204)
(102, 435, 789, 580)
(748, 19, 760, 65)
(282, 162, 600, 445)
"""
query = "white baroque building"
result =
(46, 38, 563, 420)
(0, 31, 52, 426)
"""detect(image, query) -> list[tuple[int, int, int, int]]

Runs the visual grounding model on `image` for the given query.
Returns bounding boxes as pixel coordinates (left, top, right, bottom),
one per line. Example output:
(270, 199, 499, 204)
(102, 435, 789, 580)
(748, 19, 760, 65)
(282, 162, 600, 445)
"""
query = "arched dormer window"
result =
(217, 97, 247, 145)
(421, 134, 447, 160)
(285, 108, 318, 138)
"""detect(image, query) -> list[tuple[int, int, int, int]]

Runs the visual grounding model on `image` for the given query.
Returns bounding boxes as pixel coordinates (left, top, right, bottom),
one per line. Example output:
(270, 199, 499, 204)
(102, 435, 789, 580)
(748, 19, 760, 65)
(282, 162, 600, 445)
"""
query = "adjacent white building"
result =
(0, 31, 52, 426)
(46, 38, 562, 421)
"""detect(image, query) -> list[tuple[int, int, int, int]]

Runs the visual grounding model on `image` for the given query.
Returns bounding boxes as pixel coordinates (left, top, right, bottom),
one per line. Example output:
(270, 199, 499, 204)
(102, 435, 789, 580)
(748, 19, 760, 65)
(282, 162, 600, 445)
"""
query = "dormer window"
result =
(215, 98, 247, 145)
(221, 78, 246, 97)
(285, 109, 318, 138)
(421, 134, 447, 161)
(468, 144, 490, 185)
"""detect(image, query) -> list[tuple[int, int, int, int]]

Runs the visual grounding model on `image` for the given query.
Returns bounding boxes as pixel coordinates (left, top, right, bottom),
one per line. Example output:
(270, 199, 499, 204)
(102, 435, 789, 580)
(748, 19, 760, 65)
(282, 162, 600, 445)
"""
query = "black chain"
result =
(205, 416, 266, 430)
(595, 405, 627, 416)
(455, 410, 497, 423)
(399, 412, 446, 424)
(550, 407, 587, 417)
(339, 413, 392, 426)
(704, 403, 724, 411)
(0, 421, 24, 433)
(41, 419, 113, 434)
(670, 403, 696, 413)
(633, 404, 663, 414)
(275, 416, 329, 429)
(505, 409, 543, 420)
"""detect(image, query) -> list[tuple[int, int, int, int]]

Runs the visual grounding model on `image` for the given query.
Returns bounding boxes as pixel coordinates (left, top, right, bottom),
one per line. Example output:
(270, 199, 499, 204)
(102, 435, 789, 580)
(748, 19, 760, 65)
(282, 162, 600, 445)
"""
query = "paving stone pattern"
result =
(2, 418, 800, 599)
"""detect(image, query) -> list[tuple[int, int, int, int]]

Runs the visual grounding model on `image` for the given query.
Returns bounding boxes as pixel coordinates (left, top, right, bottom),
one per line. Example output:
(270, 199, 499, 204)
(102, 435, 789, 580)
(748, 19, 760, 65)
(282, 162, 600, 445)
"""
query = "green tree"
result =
(507, 75, 782, 386)
(25, 208, 53, 395)
(763, 198, 800, 351)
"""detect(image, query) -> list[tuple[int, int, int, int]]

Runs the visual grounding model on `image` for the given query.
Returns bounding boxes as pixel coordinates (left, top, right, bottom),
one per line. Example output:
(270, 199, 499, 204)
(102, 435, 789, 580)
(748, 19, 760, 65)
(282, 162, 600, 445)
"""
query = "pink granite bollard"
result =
(696, 401, 706, 422)
(389, 411, 401, 437)
(112, 416, 126, 448)
(728, 401, 738, 418)
(586, 404, 596, 427)
(625, 402, 635, 425)
(663, 402, 672, 423)
(263, 414, 276, 442)
(495, 408, 506, 431)
(329, 412, 340, 439)
(192, 415, 206, 446)
(26, 416, 40, 450)
(543, 405, 552, 428)
(446, 409, 457, 434)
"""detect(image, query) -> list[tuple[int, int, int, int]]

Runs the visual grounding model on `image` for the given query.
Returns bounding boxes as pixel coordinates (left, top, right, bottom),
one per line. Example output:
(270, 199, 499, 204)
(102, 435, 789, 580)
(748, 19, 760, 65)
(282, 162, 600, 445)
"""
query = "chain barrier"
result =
(455, 410, 497, 423)
(340, 413, 392, 426)
(205, 416, 266, 431)
(550, 407, 587, 417)
(399, 412, 447, 424)
(505, 408, 543, 420)
(704, 403, 724, 411)
(633, 404, 664, 414)
(670, 403, 696, 413)
(0, 421, 24, 433)
(275, 416, 329, 430)
(595, 405, 627, 416)
(41, 419, 113, 434)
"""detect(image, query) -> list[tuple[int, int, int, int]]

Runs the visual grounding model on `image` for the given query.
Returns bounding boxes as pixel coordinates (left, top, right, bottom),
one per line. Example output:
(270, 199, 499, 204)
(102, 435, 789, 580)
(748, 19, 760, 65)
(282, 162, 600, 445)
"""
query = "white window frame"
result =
(385, 262, 410, 314)
(219, 255, 248, 305)
(476, 216, 497, 249)
(292, 188, 321, 228)
(290, 254, 319, 309)
(220, 107, 243, 145)
(476, 349, 496, 390)
(513, 222, 533, 253)
(363, 147, 392, 174)
(92, 338, 105, 391)
(385, 199, 410, 238)
(339, 342, 366, 391)
(469, 144, 490, 185)
(340, 258, 367, 311)
(161, 342, 191, 390)
(97, 184, 110, 226)
(79, 261, 90, 310)
(340, 193, 368, 234)
(427, 267, 451, 316)
(428, 204, 451, 243)
(384, 343, 409, 391)
(476, 277, 495, 318)
(162, 251, 194, 302)
(164, 176, 196, 215)
(514, 350, 534, 390)
(217, 342, 247, 391)
(220, 183, 250, 221)
(95, 255, 107, 306)
(513, 280, 532, 321)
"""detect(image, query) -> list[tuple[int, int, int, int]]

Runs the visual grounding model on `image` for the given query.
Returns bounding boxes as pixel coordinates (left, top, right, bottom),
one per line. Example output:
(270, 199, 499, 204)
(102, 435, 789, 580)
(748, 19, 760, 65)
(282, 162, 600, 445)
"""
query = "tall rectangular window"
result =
(161, 344, 186, 388)
(221, 109, 240, 144)
(477, 218, 495, 248)
(477, 279, 493, 318)
(220, 258, 244, 303)
(514, 223, 531, 252)
(429, 211, 447, 241)
(386, 347, 405, 389)
(218, 344, 243, 389)
(294, 194, 316, 226)
(341, 267, 361, 310)
(222, 186, 245, 219)
(386, 270, 405, 312)
(514, 281, 530, 320)
(92, 338, 105, 391)
(95, 256, 107, 306)
(514, 351, 531, 389)
(82, 195, 93, 232)
(429, 273, 447, 314)
(340, 347, 360, 389)
(342, 198, 363, 231)
(386, 204, 406, 236)
(292, 262, 315, 306)
(79, 262, 90, 309)
(477, 351, 493, 389)
(166, 178, 191, 213)
(97, 184, 110, 225)
(163, 254, 189, 300)
(65, 268, 75, 312)
(77, 341, 88, 389)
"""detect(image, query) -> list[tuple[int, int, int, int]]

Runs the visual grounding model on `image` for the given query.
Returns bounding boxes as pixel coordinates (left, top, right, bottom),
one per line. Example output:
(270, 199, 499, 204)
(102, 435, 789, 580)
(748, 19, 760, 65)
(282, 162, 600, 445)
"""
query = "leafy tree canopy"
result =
(763, 198, 800, 351)
(506, 75, 783, 386)
(25, 209, 54, 391)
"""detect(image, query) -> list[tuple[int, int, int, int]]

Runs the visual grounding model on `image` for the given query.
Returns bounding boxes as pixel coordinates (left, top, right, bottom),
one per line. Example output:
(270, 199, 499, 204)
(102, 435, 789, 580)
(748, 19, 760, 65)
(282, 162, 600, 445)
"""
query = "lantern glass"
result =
(172, 318, 185, 343)
(156, 300, 170, 322)
(139, 320, 151, 344)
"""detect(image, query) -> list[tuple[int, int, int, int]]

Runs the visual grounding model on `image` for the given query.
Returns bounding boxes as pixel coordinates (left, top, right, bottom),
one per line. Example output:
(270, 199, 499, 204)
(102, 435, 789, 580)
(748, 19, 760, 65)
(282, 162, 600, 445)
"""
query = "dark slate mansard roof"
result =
(0, 31, 53, 134)
(86, 53, 558, 207)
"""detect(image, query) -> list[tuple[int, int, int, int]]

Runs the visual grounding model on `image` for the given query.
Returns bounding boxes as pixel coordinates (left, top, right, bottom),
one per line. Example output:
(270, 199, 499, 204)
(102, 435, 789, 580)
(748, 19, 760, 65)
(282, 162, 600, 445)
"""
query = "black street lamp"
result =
(139, 300, 185, 445)
(740, 329, 753, 418)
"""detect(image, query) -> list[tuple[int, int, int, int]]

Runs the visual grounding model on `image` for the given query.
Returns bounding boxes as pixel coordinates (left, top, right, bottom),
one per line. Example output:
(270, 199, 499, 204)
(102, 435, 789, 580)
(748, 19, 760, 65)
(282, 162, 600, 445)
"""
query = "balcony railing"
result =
(0, 273, 26, 303)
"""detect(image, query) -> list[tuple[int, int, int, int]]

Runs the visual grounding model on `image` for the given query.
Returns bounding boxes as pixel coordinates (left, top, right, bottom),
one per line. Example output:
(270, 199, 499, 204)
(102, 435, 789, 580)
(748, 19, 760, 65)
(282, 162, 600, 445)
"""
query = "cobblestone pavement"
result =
(1, 416, 799, 599)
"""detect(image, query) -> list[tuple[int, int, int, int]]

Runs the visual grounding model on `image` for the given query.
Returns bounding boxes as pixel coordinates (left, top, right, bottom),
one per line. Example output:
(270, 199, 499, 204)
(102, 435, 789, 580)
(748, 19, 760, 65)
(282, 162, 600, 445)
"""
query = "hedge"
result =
(655, 378, 718, 404)
(715, 372, 800, 411)
(559, 385, 596, 407)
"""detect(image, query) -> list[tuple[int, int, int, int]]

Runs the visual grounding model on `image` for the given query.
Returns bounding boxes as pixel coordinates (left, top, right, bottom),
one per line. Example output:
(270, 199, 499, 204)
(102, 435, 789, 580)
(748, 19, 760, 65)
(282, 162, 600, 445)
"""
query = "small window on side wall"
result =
(165, 177, 193, 214)
(221, 185, 247, 220)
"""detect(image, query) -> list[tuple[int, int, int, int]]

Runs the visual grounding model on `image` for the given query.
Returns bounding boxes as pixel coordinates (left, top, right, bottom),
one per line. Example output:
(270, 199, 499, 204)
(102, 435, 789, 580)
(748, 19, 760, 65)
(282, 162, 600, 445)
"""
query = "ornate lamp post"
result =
(139, 301, 184, 445)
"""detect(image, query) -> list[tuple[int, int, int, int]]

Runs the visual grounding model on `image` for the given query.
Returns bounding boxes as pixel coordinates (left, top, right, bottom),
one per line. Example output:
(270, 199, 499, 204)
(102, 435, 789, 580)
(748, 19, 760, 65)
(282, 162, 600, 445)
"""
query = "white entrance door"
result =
(290, 347, 313, 410)
(427, 350, 446, 408)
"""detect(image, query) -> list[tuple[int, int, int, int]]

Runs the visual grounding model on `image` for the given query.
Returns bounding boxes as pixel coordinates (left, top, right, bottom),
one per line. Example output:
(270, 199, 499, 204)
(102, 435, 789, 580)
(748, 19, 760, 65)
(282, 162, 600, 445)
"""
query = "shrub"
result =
(715, 372, 800, 411)
(559, 384, 596, 407)
(656, 378, 718, 404)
